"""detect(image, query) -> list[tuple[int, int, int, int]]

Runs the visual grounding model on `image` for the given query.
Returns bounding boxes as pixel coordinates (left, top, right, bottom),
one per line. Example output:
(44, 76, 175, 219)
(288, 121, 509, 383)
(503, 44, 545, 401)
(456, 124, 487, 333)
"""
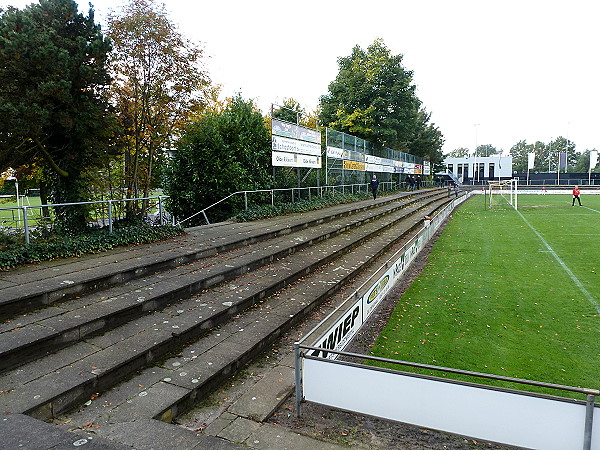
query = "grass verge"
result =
(370, 193, 599, 399)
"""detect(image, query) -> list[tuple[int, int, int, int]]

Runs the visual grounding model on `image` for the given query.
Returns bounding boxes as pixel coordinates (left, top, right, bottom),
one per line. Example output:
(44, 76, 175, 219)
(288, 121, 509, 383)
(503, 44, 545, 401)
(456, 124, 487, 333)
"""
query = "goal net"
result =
(488, 179, 518, 210)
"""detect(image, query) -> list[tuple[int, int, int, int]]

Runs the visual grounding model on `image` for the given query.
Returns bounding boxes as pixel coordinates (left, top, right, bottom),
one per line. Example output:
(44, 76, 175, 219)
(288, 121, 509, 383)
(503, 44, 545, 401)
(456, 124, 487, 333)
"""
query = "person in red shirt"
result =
(572, 185, 582, 206)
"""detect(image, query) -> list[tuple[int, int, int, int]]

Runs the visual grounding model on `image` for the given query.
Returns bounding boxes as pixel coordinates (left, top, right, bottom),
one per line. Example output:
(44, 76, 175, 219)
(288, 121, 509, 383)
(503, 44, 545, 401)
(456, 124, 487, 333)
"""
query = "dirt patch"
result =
(269, 221, 518, 449)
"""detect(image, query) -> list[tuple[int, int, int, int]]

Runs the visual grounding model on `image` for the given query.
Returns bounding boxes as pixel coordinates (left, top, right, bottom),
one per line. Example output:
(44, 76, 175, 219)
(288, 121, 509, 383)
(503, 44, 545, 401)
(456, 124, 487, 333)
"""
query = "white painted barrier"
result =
(301, 356, 599, 450)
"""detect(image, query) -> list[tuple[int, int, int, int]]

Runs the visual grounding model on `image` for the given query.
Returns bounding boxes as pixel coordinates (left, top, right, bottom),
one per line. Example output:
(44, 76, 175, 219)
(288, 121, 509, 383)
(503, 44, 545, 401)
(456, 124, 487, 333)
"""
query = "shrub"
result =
(0, 224, 183, 270)
(234, 190, 373, 222)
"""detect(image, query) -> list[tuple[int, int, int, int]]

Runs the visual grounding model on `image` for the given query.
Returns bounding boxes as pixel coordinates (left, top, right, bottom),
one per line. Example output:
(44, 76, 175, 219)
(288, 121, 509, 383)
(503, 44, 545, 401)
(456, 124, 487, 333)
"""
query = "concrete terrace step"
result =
(0, 194, 449, 422)
(0, 413, 245, 449)
(0, 191, 443, 373)
(0, 190, 435, 319)
(51, 197, 450, 431)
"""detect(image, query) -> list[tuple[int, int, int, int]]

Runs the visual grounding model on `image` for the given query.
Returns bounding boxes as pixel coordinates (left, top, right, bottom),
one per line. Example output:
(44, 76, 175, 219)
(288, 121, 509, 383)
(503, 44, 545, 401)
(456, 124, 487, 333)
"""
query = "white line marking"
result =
(516, 209, 600, 314)
(583, 206, 600, 214)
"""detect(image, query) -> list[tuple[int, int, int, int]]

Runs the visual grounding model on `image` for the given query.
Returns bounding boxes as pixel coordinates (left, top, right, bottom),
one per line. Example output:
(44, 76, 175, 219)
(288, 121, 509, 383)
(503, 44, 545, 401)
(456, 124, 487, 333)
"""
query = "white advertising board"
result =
(326, 146, 344, 159)
(272, 151, 321, 168)
(303, 359, 600, 450)
(272, 135, 321, 157)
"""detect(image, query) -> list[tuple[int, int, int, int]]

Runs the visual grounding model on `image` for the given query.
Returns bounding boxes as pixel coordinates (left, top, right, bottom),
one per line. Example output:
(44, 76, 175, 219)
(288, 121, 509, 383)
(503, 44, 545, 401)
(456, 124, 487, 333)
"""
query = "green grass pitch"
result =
(370, 192, 600, 399)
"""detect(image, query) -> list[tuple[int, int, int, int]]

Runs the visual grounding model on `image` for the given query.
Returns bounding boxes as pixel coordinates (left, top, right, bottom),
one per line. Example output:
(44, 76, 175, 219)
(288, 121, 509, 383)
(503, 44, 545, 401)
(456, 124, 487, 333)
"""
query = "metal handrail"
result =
(0, 196, 168, 244)
(177, 182, 400, 226)
(298, 344, 600, 396)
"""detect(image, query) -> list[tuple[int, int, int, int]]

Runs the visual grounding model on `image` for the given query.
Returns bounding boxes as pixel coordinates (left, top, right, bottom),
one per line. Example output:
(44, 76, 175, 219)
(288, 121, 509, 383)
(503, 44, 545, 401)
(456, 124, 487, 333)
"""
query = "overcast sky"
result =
(3, 0, 600, 154)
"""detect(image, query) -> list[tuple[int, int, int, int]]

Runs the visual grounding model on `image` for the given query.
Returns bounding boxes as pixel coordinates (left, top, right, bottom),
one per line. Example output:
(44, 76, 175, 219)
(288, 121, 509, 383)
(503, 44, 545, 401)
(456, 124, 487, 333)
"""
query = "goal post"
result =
(488, 179, 518, 210)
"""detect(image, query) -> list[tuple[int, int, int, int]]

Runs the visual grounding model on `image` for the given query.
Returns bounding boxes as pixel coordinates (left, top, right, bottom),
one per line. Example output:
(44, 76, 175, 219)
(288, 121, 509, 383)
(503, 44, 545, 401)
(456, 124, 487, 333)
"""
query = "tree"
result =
(0, 0, 114, 231)
(272, 97, 319, 129)
(572, 149, 596, 173)
(407, 108, 444, 165)
(107, 0, 212, 216)
(509, 140, 532, 172)
(446, 147, 470, 158)
(319, 39, 421, 151)
(473, 144, 500, 157)
(163, 95, 272, 225)
(272, 98, 303, 124)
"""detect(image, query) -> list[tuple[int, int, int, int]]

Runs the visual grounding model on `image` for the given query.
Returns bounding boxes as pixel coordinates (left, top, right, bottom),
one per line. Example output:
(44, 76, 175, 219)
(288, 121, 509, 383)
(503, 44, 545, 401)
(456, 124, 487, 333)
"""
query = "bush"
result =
(234, 190, 373, 222)
(0, 224, 183, 270)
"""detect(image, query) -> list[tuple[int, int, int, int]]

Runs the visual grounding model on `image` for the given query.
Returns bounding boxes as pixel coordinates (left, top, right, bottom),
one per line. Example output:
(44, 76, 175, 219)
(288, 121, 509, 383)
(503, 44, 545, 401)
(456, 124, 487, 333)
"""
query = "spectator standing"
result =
(370, 174, 380, 200)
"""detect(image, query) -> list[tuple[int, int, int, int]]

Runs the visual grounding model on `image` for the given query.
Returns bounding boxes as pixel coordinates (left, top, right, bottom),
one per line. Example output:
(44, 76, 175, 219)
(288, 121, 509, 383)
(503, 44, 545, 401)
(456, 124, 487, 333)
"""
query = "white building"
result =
(443, 155, 513, 184)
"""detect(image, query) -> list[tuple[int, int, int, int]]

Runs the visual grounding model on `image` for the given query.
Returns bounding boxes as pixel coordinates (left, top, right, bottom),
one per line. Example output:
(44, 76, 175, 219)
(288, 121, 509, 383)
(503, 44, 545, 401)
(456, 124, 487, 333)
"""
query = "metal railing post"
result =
(294, 342, 302, 417)
(108, 200, 113, 233)
(23, 206, 29, 244)
(158, 197, 165, 225)
(244, 191, 248, 210)
(292, 188, 295, 203)
(271, 190, 274, 206)
(583, 393, 595, 450)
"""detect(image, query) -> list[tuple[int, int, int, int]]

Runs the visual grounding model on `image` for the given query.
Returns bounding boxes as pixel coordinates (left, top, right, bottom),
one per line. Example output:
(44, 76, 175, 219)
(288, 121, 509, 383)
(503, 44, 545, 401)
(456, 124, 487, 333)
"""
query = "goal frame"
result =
(488, 178, 518, 210)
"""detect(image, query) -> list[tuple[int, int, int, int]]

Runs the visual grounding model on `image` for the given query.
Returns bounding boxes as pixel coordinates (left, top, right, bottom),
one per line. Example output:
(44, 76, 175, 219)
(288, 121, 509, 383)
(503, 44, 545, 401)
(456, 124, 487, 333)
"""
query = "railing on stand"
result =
(177, 182, 399, 226)
(0, 196, 169, 244)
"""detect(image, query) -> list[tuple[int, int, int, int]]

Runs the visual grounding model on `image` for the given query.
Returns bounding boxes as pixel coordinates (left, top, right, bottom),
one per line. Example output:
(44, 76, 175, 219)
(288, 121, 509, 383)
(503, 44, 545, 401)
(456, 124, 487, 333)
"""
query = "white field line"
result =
(516, 209, 600, 314)
(583, 205, 600, 214)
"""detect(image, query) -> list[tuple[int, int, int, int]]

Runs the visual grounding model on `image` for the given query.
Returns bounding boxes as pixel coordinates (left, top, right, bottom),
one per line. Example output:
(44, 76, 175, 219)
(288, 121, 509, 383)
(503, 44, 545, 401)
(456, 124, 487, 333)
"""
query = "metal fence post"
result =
(23, 206, 29, 244)
(158, 196, 164, 226)
(583, 393, 595, 450)
(244, 191, 248, 210)
(108, 200, 113, 233)
(294, 342, 302, 417)
(271, 190, 274, 206)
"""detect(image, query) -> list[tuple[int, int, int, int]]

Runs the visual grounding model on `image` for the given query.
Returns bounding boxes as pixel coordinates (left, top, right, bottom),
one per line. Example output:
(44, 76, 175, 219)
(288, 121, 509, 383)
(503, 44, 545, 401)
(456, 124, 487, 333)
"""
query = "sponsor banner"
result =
(272, 151, 321, 168)
(272, 135, 321, 157)
(345, 150, 366, 162)
(365, 163, 385, 173)
(366, 155, 383, 165)
(424, 161, 431, 175)
(327, 146, 344, 159)
(310, 304, 362, 360)
(366, 155, 396, 167)
(362, 272, 391, 319)
(272, 119, 321, 144)
(414, 164, 423, 174)
(343, 160, 366, 171)
(404, 162, 415, 174)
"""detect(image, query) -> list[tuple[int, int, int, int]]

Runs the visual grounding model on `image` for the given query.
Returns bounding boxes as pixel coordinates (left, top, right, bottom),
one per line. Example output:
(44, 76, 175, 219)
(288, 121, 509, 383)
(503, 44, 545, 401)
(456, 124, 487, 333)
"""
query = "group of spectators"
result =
(405, 175, 422, 190)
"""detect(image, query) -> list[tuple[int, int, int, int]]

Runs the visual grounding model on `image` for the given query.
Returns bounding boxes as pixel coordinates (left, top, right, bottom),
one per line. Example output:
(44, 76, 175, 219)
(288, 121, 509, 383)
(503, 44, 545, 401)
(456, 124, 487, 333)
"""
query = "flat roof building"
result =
(443, 155, 513, 184)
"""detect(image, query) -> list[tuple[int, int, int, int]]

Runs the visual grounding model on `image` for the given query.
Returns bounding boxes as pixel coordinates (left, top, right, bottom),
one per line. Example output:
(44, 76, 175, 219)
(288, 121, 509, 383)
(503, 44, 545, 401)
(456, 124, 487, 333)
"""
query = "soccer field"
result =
(370, 192, 600, 399)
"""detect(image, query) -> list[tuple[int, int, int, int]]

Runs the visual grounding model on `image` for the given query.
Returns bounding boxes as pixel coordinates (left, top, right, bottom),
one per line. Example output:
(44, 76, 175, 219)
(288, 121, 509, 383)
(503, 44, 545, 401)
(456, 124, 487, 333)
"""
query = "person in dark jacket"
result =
(370, 174, 379, 200)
